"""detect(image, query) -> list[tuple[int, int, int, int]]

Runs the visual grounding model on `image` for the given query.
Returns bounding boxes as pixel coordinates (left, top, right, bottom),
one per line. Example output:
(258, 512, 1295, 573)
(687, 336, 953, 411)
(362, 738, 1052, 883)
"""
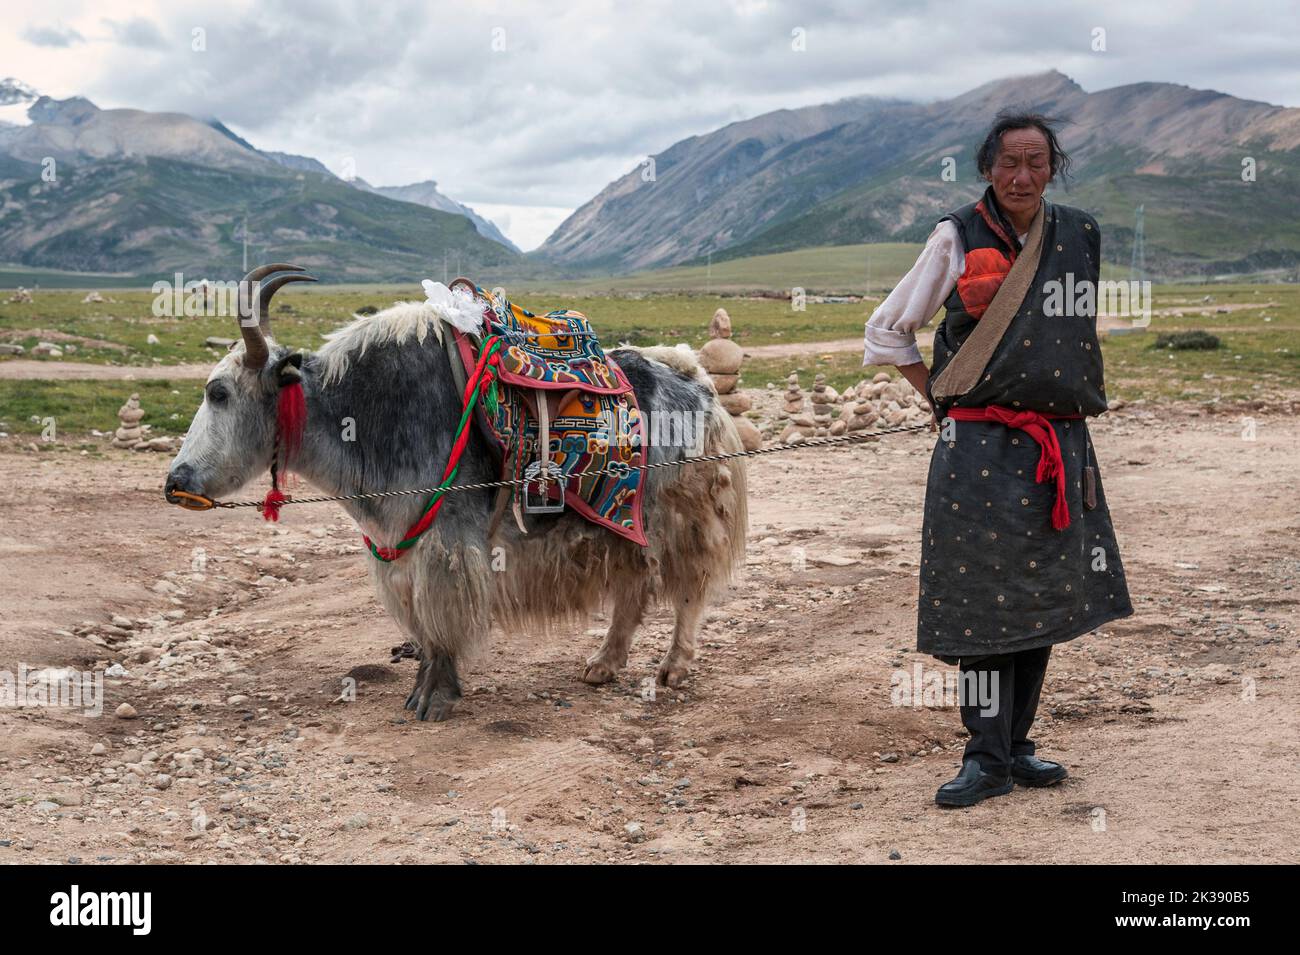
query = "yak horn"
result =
(257, 273, 317, 330)
(236, 264, 309, 370)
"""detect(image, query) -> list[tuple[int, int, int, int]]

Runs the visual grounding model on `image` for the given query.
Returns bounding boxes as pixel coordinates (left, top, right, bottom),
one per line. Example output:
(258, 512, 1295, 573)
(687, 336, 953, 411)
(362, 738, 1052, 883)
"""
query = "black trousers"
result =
(958, 646, 1052, 777)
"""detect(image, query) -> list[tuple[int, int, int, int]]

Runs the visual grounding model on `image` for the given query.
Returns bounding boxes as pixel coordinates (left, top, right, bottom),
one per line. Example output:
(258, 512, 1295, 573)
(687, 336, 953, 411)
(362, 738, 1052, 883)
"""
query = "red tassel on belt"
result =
(946, 405, 1081, 531)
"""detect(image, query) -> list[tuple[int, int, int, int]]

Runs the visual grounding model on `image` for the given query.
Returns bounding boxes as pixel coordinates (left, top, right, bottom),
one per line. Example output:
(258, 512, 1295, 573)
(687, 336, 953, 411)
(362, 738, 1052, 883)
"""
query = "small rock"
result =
(114, 703, 138, 719)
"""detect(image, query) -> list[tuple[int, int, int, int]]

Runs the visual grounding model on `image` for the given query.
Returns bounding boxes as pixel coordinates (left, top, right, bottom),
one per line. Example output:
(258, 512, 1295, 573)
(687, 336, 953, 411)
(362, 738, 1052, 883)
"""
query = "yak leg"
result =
(381, 535, 490, 722)
(406, 649, 462, 722)
(657, 579, 709, 688)
(583, 584, 648, 684)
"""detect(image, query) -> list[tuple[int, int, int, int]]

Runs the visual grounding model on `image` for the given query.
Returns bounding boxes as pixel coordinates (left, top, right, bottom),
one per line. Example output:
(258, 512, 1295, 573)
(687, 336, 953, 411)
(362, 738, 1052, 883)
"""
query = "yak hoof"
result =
(582, 656, 621, 685)
(404, 659, 431, 710)
(417, 694, 458, 722)
(656, 659, 690, 688)
(405, 651, 461, 722)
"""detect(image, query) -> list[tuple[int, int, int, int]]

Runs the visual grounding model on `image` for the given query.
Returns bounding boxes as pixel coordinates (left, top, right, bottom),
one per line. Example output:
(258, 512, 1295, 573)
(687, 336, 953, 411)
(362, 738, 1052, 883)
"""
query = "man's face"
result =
(988, 126, 1051, 224)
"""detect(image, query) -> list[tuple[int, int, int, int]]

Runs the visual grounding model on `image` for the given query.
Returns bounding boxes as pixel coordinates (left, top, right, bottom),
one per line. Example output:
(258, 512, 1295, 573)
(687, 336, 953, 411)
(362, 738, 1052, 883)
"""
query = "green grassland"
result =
(0, 379, 204, 441)
(1, 251, 1296, 438)
(742, 284, 1300, 398)
(0, 284, 878, 366)
(524, 243, 926, 295)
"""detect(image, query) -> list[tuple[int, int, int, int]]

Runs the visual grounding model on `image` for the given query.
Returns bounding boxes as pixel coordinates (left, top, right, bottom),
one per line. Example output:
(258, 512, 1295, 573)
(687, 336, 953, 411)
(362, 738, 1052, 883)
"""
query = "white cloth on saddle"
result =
(421, 280, 485, 335)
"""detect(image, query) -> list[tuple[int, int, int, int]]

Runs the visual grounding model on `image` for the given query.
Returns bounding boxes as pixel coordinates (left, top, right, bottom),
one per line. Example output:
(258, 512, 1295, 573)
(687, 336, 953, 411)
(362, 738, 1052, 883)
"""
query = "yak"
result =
(165, 265, 748, 721)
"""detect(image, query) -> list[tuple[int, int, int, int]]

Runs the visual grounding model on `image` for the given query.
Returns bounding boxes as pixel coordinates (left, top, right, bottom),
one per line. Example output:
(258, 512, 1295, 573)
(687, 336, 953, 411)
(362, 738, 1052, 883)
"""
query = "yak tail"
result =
(702, 394, 749, 581)
(621, 341, 750, 592)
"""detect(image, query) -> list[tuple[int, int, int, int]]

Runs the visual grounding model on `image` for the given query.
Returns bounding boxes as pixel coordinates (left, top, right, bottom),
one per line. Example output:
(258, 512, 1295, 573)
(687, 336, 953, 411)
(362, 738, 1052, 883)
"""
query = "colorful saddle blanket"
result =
(450, 281, 647, 546)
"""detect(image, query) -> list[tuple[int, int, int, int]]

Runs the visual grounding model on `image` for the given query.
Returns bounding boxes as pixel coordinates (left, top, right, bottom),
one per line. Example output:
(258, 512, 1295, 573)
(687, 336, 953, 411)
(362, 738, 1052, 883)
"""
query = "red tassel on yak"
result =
(276, 381, 307, 465)
(260, 381, 307, 522)
(261, 487, 288, 522)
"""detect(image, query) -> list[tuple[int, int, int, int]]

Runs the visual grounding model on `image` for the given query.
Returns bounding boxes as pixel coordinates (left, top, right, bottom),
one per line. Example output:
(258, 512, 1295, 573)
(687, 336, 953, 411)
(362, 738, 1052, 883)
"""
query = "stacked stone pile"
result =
(776, 371, 932, 443)
(698, 307, 762, 451)
(111, 393, 178, 452)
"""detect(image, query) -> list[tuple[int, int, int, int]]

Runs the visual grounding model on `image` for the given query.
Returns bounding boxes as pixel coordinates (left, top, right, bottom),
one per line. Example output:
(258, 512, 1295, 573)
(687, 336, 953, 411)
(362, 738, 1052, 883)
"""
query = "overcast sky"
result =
(5, 0, 1298, 249)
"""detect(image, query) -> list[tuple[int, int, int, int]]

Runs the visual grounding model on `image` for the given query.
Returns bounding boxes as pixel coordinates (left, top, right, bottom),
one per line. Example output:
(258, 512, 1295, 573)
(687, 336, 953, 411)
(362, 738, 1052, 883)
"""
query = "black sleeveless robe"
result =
(917, 191, 1133, 660)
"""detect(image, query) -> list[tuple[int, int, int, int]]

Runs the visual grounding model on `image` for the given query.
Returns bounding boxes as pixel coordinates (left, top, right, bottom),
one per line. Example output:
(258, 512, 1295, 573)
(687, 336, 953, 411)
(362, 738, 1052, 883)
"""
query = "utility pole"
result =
(706, 251, 711, 295)
(238, 213, 248, 273)
(1130, 204, 1145, 283)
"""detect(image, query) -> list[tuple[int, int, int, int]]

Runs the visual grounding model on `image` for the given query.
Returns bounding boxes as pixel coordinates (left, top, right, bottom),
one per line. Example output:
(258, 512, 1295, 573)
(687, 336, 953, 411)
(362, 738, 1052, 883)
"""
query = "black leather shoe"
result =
(1011, 754, 1068, 787)
(934, 759, 1014, 807)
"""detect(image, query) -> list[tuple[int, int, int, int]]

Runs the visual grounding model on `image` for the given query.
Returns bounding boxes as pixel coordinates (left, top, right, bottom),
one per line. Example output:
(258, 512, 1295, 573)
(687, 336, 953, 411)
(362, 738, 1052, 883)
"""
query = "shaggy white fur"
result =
(632, 343, 716, 389)
(316, 301, 446, 386)
(316, 286, 489, 387)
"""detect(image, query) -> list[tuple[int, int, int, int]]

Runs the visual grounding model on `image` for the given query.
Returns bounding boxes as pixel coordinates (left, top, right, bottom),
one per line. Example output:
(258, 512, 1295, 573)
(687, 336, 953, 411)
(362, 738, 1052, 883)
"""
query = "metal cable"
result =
(213, 421, 932, 509)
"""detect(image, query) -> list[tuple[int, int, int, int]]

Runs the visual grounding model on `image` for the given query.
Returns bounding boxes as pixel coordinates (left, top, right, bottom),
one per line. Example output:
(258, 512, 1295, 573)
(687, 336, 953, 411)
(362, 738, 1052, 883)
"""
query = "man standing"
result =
(863, 112, 1133, 807)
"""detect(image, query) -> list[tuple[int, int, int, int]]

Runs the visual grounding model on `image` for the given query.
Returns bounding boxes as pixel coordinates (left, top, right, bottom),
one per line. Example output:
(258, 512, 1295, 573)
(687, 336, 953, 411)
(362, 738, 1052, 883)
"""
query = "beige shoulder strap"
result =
(929, 201, 1046, 402)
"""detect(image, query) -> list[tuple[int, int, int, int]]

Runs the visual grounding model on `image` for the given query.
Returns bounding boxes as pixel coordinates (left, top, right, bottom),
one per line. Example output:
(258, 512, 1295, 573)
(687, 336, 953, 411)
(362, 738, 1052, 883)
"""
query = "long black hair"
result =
(975, 110, 1073, 181)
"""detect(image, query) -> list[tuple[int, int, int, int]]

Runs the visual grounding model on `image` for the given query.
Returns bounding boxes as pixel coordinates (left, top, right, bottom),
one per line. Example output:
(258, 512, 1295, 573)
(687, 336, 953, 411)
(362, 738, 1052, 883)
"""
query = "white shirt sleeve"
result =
(862, 220, 964, 368)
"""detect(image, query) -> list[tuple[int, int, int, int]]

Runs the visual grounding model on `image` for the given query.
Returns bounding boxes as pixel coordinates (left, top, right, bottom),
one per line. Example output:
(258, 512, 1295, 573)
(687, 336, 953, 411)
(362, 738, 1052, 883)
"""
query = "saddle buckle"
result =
(523, 460, 566, 514)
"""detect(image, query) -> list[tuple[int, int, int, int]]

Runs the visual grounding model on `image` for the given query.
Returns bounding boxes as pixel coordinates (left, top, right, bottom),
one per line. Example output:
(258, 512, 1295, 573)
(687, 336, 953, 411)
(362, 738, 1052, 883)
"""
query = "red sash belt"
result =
(947, 405, 1082, 531)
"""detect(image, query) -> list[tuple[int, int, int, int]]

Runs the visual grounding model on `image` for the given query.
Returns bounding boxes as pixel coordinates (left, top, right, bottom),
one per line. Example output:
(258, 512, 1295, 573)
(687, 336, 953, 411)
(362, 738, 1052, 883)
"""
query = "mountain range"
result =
(3, 71, 1299, 283)
(0, 78, 520, 282)
(538, 70, 1300, 279)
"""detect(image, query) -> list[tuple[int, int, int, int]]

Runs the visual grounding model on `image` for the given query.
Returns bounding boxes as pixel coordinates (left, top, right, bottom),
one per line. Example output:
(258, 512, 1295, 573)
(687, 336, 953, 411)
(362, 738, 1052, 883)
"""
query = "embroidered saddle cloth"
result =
(448, 281, 648, 546)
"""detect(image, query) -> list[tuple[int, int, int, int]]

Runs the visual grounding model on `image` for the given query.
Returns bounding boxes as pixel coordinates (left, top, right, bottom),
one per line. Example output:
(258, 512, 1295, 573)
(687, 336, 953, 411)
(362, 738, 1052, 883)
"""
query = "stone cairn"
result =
(111, 394, 146, 448)
(7, 287, 33, 304)
(111, 393, 176, 452)
(781, 373, 805, 417)
(698, 307, 762, 451)
(778, 370, 930, 443)
(810, 374, 838, 435)
(841, 372, 931, 430)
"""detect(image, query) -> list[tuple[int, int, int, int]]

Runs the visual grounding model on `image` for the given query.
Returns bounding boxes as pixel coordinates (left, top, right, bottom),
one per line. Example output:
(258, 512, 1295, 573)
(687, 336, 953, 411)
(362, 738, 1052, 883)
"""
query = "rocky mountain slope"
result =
(539, 71, 1300, 278)
(0, 79, 519, 281)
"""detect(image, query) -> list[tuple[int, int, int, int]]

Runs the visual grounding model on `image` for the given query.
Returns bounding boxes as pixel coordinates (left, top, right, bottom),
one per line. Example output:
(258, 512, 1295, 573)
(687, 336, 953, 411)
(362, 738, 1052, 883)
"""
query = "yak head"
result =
(165, 264, 315, 507)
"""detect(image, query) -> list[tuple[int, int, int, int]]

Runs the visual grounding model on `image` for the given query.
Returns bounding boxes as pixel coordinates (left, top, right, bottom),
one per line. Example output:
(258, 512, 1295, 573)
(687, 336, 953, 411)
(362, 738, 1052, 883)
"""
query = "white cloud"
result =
(20, 23, 85, 48)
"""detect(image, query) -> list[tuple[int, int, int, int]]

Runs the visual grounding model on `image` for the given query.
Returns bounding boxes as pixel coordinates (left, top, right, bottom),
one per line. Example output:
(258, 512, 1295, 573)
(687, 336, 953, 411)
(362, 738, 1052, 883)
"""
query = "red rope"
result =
(363, 336, 503, 561)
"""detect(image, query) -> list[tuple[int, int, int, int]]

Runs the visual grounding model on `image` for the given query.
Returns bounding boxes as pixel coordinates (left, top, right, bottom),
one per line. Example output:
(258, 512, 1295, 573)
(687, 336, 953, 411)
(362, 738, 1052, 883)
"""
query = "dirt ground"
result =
(0, 360, 213, 381)
(0, 397, 1297, 864)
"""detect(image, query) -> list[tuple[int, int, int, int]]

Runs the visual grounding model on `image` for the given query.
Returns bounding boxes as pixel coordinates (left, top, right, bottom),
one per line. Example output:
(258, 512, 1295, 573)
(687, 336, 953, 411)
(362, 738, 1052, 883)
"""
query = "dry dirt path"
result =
(0, 402, 1296, 863)
(0, 360, 213, 381)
